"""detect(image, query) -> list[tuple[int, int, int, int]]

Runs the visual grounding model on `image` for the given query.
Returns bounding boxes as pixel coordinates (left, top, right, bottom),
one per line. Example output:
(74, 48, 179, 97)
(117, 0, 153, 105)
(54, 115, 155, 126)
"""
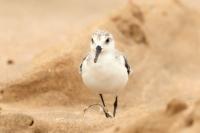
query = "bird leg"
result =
(113, 96, 118, 117)
(99, 94, 112, 118)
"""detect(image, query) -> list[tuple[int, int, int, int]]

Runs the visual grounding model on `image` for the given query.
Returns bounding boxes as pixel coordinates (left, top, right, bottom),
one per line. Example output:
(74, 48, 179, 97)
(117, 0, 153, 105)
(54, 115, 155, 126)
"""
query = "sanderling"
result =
(80, 30, 131, 118)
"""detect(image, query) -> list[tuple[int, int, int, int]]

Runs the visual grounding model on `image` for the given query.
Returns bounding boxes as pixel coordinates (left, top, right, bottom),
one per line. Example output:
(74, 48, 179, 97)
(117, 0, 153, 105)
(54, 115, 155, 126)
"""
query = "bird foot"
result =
(83, 103, 112, 118)
(105, 111, 112, 118)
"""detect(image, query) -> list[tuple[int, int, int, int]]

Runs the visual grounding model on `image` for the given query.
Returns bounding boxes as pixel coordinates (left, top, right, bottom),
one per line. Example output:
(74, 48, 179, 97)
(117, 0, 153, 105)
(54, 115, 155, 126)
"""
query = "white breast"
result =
(81, 52, 128, 94)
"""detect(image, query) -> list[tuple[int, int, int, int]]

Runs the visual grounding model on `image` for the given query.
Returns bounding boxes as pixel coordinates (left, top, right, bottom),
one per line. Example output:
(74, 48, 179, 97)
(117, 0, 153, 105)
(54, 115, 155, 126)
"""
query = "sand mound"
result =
(0, 0, 200, 132)
(116, 98, 200, 133)
(114, 99, 192, 133)
(0, 49, 98, 106)
(0, 113, 34, 128)
(0, 113, 34, 133)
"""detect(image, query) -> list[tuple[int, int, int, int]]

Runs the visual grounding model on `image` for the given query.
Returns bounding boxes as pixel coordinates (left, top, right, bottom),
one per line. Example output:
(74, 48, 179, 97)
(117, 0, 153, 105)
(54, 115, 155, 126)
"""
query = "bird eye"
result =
(91, 38, 94, 44)
(105, 38, 110, 44)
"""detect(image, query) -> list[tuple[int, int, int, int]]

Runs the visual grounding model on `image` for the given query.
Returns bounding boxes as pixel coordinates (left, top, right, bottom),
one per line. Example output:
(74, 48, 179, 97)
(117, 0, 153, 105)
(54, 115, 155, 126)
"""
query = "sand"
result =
(0, 0, 200, 132)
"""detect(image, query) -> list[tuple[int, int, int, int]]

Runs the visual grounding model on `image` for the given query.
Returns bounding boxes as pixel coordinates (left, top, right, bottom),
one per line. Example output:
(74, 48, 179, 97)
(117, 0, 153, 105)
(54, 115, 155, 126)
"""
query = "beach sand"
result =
(0, 0, 200, 132)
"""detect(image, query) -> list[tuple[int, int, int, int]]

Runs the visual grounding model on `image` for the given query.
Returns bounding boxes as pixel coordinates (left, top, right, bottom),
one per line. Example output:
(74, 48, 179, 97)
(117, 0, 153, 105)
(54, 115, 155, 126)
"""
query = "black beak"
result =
(94, 46, 102, 63)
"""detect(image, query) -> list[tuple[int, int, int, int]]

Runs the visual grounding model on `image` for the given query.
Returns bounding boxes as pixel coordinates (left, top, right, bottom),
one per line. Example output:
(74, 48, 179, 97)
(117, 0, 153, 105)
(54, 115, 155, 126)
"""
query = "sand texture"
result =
(0, 0, 200, 132)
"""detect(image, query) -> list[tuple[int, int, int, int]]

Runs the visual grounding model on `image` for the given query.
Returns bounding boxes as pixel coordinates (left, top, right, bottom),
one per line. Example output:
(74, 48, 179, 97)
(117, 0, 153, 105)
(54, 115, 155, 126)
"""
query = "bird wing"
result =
(123, 56, 131, 75)
(114, 50, 132, 75)
(79, 56, 87, 74)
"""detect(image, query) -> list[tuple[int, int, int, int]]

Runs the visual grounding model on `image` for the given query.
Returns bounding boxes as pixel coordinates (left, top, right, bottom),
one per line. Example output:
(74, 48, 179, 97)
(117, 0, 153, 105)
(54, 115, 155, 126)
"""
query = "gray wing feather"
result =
(80, 56, 87, 73)
(123, 56, 131, 75)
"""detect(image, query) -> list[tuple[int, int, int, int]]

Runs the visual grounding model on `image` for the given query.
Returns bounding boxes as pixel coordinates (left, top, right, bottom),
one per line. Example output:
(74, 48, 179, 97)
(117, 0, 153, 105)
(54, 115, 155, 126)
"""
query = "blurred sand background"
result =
(0, 0, 125, 83)
(0, 0, 200, 133)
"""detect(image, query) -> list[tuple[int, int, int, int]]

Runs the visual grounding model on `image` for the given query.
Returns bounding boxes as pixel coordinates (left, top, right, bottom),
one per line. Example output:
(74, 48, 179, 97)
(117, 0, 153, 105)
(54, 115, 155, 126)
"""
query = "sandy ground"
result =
(0, 0, 200, 133)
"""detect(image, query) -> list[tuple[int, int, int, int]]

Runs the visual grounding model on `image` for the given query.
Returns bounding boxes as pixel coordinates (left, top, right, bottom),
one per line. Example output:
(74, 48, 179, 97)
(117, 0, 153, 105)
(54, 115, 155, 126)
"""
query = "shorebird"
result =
(80, 30, 131, 118)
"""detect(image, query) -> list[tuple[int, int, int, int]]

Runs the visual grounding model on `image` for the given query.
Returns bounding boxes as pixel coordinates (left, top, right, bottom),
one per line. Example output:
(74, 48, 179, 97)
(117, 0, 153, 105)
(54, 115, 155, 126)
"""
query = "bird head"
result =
(90, 30, 115, 63)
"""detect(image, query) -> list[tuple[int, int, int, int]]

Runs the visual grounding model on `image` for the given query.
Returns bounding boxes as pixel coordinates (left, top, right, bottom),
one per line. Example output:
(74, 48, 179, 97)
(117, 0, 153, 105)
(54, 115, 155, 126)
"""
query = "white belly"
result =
(82, 56, 128, 94)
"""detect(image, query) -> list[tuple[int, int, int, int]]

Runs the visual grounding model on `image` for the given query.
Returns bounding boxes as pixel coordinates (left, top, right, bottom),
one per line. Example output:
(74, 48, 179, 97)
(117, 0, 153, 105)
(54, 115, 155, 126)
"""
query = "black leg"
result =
(99, 94, 106, 107)
(113, 96, 118, 117)
(99, 94, 112, 118)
